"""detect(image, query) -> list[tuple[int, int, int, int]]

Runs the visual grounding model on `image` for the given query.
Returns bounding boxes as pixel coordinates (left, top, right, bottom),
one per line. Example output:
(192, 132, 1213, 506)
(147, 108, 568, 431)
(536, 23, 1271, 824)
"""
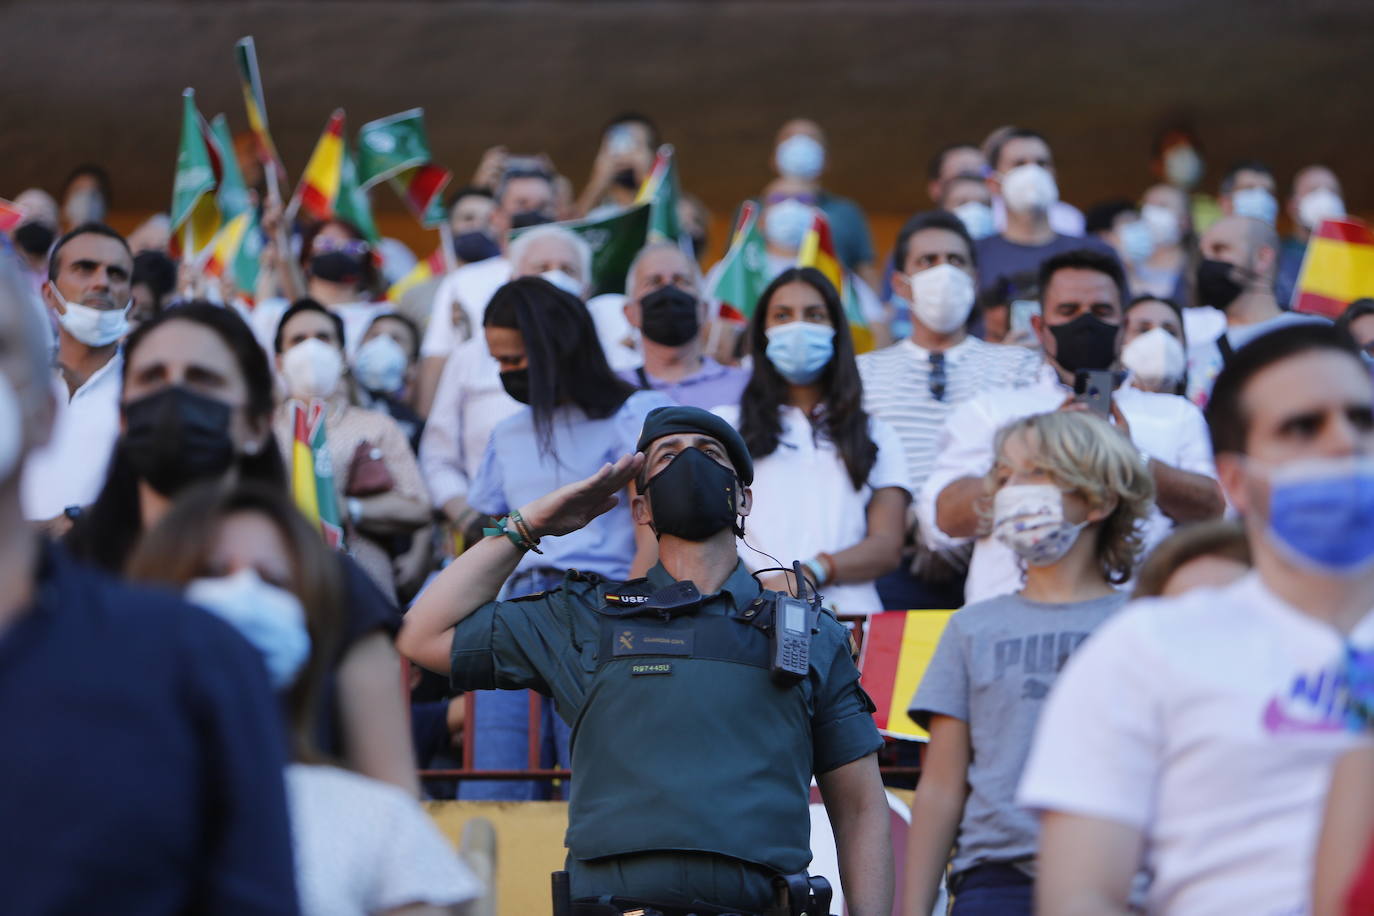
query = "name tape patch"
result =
(630, 663, 674, 676)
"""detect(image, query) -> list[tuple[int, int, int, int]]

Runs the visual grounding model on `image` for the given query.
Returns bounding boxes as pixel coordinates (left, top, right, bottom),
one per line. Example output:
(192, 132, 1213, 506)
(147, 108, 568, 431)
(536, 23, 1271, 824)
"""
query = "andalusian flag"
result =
(289, 400, 345, 550)
(208, 114, 252, 220)
(0, 198, 25, 233)
(509, 202, 651, 297)
(708, 202, 768, 323)
(797, 209, 874, 352)
(170, 88, 221, 258)
(288, 109, 346, 223)
(336, 149, 379, 243)
(387, 248, 447, 303)
(1292, 217, 1374, 318)
(635, 145, 681, 243)
(234, 36, 286, 186)
(858, 610, 956, 740)
(357, 109, 451, 229)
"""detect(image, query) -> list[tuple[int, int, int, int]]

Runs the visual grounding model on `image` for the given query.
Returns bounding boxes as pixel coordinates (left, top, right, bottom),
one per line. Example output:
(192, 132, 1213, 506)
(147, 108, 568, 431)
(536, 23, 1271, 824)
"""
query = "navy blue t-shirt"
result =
(974, 233, 1119, 298)
(0, 544, 299, 914)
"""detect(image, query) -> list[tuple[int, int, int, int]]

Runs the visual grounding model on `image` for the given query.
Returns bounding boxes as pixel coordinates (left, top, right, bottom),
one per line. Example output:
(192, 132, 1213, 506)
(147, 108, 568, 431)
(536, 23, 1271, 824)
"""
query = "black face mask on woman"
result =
(643, 447, 741, 541)
(122, 386, 237, 496)
(309, 251, 364, 285)
(499, 368, 531, 405)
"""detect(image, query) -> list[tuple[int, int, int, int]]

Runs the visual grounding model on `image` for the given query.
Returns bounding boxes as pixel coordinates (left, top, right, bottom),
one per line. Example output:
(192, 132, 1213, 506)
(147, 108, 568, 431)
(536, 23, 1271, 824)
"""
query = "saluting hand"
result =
(520, 452, 646, 539)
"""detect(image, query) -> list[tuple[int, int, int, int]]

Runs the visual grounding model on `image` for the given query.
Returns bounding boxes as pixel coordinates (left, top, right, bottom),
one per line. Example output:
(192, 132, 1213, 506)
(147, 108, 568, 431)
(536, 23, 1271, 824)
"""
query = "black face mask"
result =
(453, 230, 499, 264)
(13, 222, 55, 257)
(644, 447, 741, 541)
(510, 210, 553, 231)
(640, 286, 701, 347)
(309, 251, 364, 285)
(1048, 313, 1120, 374)
(499, 368, 531, 404)
(1197, 258, 1246, 310)
(122, 386, 237, 497)
(612, 168, 640, 191)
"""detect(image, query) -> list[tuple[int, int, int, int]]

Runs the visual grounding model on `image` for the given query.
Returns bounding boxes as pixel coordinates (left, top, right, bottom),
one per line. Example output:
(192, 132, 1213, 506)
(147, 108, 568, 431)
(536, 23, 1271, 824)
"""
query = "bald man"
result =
(1187, 214, 1326, 404)
(769, 118, 877, 289)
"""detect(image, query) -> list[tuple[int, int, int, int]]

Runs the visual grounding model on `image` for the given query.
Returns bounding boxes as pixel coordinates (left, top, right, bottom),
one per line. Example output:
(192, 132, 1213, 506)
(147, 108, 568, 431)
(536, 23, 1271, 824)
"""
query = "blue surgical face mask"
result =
(765, 320, 835, 384)
(1264, 456, 1374, 576)
(353, 333, 409, 395)
(186, 568, 312, 689)
(1231, 186, 1278, 226)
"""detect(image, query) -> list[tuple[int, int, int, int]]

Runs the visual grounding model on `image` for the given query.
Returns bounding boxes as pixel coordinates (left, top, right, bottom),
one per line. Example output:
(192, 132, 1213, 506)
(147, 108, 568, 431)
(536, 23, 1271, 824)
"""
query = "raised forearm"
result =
(1149, 459, 1225, 523)
(934, 476, 989, 540)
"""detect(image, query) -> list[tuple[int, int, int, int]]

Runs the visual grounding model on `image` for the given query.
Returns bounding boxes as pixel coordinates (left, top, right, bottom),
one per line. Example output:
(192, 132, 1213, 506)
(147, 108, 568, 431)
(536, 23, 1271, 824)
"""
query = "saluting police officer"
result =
(400, 406, 893, 916)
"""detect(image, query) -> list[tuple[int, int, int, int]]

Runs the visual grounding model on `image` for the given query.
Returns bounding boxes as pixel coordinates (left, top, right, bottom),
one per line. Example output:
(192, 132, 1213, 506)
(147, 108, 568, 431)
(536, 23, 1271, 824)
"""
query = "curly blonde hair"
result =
(986, 411, 1156, 584)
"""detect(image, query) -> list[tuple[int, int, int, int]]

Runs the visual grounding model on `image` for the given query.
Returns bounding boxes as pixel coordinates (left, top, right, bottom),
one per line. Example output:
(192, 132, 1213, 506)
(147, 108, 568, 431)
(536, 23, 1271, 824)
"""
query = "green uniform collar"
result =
(644, 559, 761, 612)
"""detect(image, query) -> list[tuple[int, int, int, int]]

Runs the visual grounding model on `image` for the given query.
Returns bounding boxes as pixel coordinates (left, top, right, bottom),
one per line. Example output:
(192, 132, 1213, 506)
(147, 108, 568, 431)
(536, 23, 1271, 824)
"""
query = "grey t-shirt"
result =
(973, 233, 1118, 298)
(909, 590, 1127, 876)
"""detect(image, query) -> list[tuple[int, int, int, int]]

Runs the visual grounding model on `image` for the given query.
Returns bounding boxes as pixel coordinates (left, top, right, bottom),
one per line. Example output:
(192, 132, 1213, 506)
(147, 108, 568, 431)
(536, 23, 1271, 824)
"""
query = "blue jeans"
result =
(949, 864, 1033, 916)
(458, 567, 572, 801)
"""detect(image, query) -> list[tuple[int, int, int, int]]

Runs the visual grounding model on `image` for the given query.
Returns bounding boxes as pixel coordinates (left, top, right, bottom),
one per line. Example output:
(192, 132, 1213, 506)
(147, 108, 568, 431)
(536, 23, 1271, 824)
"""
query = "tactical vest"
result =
(563, 583, 819, 875)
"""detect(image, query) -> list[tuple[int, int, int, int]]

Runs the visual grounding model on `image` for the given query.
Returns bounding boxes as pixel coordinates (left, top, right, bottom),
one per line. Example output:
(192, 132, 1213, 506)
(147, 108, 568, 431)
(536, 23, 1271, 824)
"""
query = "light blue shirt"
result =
(470, 390, 673, 580)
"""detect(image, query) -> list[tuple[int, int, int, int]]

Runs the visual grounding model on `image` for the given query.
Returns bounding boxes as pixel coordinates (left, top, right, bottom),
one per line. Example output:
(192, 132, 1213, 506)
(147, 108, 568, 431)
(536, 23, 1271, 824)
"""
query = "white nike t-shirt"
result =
(1018, 573, 1374, 916)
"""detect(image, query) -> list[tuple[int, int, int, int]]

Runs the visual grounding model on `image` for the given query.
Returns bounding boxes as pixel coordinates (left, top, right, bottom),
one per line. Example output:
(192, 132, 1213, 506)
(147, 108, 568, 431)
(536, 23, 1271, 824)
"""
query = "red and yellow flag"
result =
(387, 247, 447, 303)
(1293, 217, 1374, 318)
(290, 400, 345, 550)
(234, 36, 287, 187)
(796, 209, 874, 352)
(858, 610, 956, 740)
(289, 109, 346, 223)
(201, 211, 252, 280)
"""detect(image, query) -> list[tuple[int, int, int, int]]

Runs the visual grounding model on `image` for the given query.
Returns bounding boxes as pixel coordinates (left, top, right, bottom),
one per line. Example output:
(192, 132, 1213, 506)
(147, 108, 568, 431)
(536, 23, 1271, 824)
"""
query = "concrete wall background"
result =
(6, 0, 1372, 247)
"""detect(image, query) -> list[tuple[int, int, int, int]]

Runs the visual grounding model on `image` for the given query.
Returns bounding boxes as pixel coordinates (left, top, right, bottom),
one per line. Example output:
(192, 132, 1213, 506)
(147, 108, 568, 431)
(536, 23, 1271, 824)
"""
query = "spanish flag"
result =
(1293, 217, 1374, 318)
(386, 247, 448, 303)
(289, 109, 346, 224)
(234, 36, 286, 186)
(858, 610, 956, 740)
(290, 400, 345, 550)
(201, 210, 252, 281)
(797, 209, 874, 352)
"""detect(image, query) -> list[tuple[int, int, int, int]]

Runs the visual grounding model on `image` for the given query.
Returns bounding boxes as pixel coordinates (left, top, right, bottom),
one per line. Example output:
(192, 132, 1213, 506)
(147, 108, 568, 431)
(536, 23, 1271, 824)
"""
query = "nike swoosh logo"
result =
(1262, 697, 1343, 734)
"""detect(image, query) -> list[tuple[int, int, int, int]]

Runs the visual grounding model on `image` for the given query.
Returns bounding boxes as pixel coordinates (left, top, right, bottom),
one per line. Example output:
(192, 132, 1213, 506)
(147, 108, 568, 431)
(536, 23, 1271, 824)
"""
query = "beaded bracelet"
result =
(482, 509, 543, 554)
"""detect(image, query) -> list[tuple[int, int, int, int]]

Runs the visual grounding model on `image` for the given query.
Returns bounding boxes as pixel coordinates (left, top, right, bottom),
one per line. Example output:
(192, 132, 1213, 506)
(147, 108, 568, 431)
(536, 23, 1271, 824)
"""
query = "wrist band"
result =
(817, 552, 836, 585)
(803, 557, 828, 588)
(483, 511, 543, 554)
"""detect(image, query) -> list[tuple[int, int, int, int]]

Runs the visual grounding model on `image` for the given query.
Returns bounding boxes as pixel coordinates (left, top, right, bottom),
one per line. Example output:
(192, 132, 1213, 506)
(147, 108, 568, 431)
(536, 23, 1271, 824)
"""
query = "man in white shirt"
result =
(418, 225, 592, 529)
(919, 249, 1223, 605)
(1187, 214, 1325, 406)
(859, 210, 1040, 608)
(414, 166, 557, 414)
(22, 223, 132, 530)
(1020, 323, 1374, 916)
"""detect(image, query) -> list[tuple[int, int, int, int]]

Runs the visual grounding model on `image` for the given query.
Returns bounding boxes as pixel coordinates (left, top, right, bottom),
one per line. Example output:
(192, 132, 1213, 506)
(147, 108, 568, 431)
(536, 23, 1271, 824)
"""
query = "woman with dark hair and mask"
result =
(461, 275, 671, 800)
(715, 267, 908, 613)
(127, 482, 481, 916)
(250, 218, 387, 358)
(66, 302, 419, 792)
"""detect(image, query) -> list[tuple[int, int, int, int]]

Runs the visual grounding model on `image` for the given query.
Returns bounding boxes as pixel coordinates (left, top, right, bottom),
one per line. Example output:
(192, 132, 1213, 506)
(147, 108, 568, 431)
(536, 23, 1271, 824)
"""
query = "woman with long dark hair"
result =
(66, 302, 418, 792)
(462, 275, 671, 800)
(716, 267, 908, 612)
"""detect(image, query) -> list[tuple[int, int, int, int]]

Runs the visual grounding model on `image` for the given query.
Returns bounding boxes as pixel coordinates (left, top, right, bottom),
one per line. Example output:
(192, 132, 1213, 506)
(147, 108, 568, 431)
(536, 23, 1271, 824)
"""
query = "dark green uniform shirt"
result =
(450, 560, 882, 876)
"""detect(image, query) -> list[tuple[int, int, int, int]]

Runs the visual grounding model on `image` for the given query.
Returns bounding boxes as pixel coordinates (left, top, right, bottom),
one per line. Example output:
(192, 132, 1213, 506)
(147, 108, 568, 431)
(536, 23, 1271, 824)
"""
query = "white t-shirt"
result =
(22, 352, 123, 520)
(416, 335, 521, 509)
(586, 292, 642, 372)
(713, 404, 910, 614)
(420, 257, 511, 358)
(1018, 573, 1374, 916)
(917, 363, 1216, 605)
(286, 764, 481, 916)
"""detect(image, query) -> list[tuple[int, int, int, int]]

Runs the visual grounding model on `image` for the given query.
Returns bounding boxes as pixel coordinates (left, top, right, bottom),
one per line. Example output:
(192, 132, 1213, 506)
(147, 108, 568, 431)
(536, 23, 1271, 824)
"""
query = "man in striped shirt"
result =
(859, 210, 1041, 609)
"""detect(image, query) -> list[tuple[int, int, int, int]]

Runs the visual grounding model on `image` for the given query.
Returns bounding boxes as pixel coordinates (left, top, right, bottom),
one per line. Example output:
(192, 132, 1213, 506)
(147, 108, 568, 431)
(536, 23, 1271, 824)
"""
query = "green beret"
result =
(636, 406, 754, 485)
